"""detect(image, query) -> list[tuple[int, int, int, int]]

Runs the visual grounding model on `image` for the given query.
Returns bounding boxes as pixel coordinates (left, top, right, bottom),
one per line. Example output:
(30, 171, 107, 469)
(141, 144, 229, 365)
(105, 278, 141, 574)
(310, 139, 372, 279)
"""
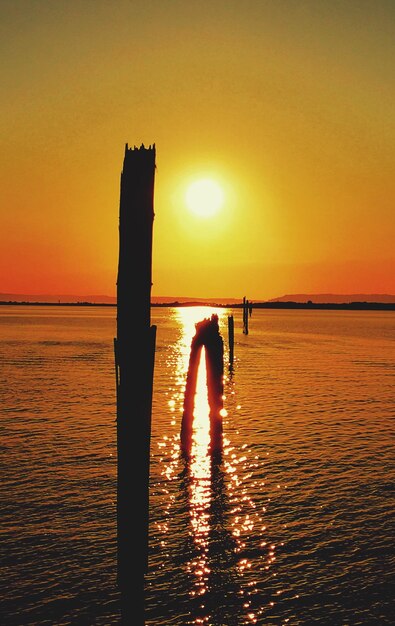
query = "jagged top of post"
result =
(124, 142, 155, 156)
(122, 143, 156, 173)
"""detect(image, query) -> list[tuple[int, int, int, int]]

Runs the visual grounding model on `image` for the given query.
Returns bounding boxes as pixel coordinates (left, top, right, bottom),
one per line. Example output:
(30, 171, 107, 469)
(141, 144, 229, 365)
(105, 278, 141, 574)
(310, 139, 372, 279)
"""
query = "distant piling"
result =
(181, 315, 224, 456)
(242, 296, 249, 334)
(115, 142, 156, 624)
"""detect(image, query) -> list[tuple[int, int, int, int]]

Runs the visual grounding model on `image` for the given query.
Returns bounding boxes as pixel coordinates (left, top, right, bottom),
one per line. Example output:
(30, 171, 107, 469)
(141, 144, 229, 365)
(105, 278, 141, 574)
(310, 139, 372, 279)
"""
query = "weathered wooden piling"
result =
(181, 315, 224, 456)
(205, 318, 224, 453)
(115, 143, 156, 622)
(243, 296, 249, 334)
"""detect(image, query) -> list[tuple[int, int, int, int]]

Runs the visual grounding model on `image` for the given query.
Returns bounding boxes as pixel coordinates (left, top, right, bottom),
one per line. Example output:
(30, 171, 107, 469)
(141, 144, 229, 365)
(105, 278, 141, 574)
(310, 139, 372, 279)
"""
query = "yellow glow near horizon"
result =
(1, 2, 394, 299)
(186, 178, 224, 217)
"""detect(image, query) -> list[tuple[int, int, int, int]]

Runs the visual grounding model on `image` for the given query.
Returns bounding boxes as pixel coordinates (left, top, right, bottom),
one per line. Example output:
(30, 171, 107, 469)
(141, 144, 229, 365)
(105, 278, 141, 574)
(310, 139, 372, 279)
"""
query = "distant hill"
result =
(0, 293, 241, 305)
(0, 293, 117, 304)
(1, 292, 394, 305)
(151, 296, 242, 305)
(267, 294, 395, 304)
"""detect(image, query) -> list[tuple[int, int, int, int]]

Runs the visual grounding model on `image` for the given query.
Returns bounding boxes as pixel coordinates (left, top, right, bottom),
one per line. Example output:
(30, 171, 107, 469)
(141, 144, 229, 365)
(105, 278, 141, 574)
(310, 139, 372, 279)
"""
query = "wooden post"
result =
(243, 296, 249, 335)
(228, 314, 234, 368)
(115, 143, 156, 623)
(205, 316, 224, 453)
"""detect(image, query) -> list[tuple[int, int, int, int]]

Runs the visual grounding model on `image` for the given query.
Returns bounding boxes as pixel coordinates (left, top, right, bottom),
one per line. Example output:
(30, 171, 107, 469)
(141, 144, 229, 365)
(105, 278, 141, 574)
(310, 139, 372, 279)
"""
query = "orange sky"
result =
(1, 0, 394, 300)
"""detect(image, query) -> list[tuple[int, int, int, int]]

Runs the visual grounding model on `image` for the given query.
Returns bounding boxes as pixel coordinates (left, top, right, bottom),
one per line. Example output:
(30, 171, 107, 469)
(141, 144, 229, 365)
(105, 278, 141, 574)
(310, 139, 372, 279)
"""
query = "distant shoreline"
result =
(1, 301, 394, 311)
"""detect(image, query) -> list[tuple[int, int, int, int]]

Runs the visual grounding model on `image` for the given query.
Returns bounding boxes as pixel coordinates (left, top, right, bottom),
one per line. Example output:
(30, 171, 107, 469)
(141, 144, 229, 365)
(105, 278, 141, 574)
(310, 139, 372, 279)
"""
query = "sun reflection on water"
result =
(187, 347, 211, 599)
(155, 306, 275, 624)
(176, 307, 226, 617)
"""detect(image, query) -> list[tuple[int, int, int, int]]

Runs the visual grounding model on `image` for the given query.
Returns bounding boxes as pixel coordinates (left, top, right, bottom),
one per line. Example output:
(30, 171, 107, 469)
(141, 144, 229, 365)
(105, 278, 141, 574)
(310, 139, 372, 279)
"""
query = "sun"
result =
(185, 178, 224, 217)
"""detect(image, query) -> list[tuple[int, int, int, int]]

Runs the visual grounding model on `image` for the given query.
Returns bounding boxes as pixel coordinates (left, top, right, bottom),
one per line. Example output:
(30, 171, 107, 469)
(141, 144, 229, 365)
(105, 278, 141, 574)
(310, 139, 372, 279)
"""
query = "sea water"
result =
(1, 306, 394, 625)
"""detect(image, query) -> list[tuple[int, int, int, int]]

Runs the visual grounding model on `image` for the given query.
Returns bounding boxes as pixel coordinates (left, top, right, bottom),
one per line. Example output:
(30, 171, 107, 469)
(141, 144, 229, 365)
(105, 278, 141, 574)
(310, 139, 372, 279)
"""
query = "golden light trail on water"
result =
(158, 306, 268, 623)
(175, 307, 221, 603)
(188, 347, 212, 599)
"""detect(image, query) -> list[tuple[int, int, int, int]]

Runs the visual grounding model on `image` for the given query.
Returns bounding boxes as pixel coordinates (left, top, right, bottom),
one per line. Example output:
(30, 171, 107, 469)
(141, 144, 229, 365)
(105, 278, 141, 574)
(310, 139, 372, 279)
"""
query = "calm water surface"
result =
(1, 306, 394, 625)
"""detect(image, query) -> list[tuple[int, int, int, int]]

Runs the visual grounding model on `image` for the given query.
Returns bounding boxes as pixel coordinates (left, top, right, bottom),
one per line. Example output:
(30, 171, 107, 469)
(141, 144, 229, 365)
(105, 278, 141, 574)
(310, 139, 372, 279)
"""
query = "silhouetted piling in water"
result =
(205, 320, 224, 453)
(228, 314, 234, 369)
(181, 315, 224, 456)
(242, 296, 249, 334)
(115, 142, 156, 623)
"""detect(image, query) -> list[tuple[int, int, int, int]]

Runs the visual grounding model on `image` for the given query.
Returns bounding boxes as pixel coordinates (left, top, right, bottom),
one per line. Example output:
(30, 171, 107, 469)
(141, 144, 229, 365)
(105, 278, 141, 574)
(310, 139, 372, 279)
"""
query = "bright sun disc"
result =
(186, 179, 224, 217)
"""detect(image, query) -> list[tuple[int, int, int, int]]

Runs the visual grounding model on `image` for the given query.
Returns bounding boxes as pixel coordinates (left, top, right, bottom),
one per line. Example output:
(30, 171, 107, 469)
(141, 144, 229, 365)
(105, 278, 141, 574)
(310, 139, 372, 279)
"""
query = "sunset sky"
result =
(1, 0, 394, 300)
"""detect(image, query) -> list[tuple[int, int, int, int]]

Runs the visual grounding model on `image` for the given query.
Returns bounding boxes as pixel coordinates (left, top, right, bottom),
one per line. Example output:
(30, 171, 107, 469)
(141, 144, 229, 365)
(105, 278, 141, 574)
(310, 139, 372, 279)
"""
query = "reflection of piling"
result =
(180, 340, 202, 449)
(228, 315, 234, 368)
(115, 143, 156, 623)
(181, 315, 224, 456)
